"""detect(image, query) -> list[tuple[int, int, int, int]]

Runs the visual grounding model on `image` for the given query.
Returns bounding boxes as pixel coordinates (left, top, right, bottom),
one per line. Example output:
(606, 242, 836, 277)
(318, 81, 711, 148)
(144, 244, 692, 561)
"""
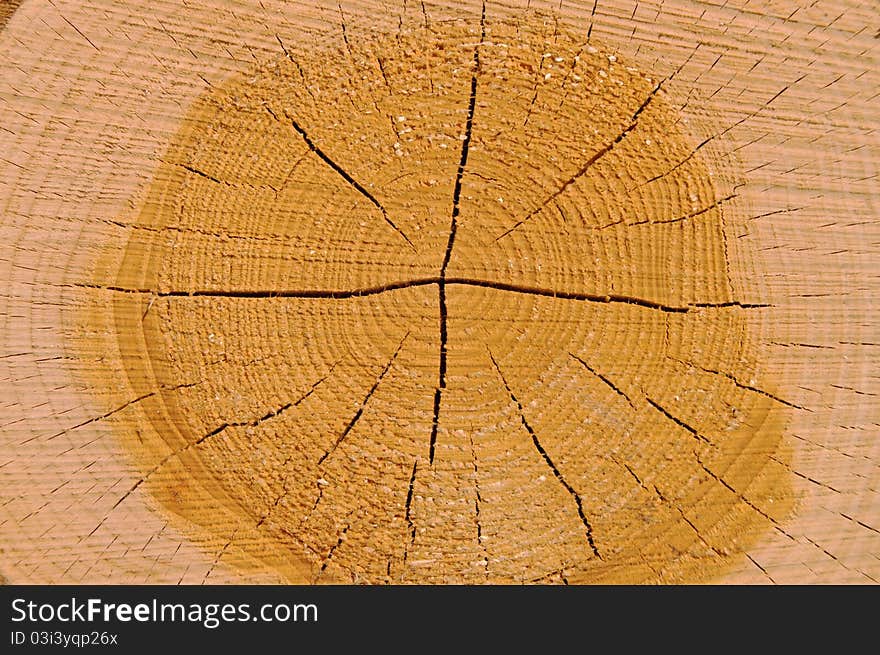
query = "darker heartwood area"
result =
(87, 4, 777, 563)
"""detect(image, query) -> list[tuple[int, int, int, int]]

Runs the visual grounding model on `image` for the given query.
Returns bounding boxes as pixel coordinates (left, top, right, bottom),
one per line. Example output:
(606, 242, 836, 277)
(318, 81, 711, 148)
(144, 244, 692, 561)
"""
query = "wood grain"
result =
(0, 0, 877, 584)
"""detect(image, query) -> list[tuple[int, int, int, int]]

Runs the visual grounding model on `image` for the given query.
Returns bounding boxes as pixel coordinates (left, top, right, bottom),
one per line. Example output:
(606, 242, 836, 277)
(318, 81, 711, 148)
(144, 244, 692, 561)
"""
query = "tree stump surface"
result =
(0, 0, 877, 584)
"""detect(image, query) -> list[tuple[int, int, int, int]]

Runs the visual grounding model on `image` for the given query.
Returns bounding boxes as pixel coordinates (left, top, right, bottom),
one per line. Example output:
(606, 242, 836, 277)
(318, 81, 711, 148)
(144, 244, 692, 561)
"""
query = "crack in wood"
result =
(468, 432, 489, 576)
(71, 278, 771, 314)
(270, 109, 416, 251)
(569, 352, 636, 409)
(102, 366, 337, 537)
(667, 354, 808, 410)
(495, 76, 666, 241)
(429, 0, 485, 466)
(318, 333, 409, 465)
(399, 459, 419, 577)
(644, 396, 713, 445)
(489, 349, 602, 559)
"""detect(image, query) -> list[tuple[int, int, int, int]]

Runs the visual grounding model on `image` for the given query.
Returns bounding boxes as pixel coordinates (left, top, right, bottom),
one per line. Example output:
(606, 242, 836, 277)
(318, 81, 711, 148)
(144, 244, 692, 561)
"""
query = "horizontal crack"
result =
(445, 278, 698, 313)
(161, 279, 439, 299)
(72, 279, 768, 313)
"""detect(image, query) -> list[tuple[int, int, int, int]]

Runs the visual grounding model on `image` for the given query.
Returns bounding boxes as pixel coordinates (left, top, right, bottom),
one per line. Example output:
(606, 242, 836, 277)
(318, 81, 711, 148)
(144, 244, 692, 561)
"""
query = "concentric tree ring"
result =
(95, 12, 793, 584)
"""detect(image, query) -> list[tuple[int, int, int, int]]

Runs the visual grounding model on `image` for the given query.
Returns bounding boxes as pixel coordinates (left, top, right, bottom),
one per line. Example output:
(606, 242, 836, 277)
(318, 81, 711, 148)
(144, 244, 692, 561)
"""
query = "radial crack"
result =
(689, 300, 773, 309)
(745, 553, 776, 584)
(489, 350, 602, 559)
(587, 0, 599, 40)
(668, 355, 807, 410)
(428, 285, 447, 464)
(41, 391, 156, 444)
(279, 111, 416, 251)
(160, 278, 440, 299)
(769, 454, 840, 494)
(430, 2, 484, 465)
(202, 529, 238, 583)
(38, 381, 199, 445)
(317, 524, 350, 578)
(445, 278, 689, 312)
(197, 367, 333, 447)
(78, 278, 769, 313)
(114, 367, 336, 519)
(440, 1, 483, 275)
(694, 452, 788, 532)
(441, 59, 479, 275)
(635, 76, 805, 191)
(630, 193, 738, 228)
(644, 396, 713, 445)
(569, 353, 636, 408)
(274, 37, 317, 104)
(193, 395, 316, 449)
(179, 163, 224, 185)
(469, 433, 490, 574)
(248, 365, 343, 531)
(291, 278, 697, 310)
(318, 333, 409, 465)
(522, 55, 546, 127)
(496, 77, 665, 241)
(401, 459, 418, 572)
